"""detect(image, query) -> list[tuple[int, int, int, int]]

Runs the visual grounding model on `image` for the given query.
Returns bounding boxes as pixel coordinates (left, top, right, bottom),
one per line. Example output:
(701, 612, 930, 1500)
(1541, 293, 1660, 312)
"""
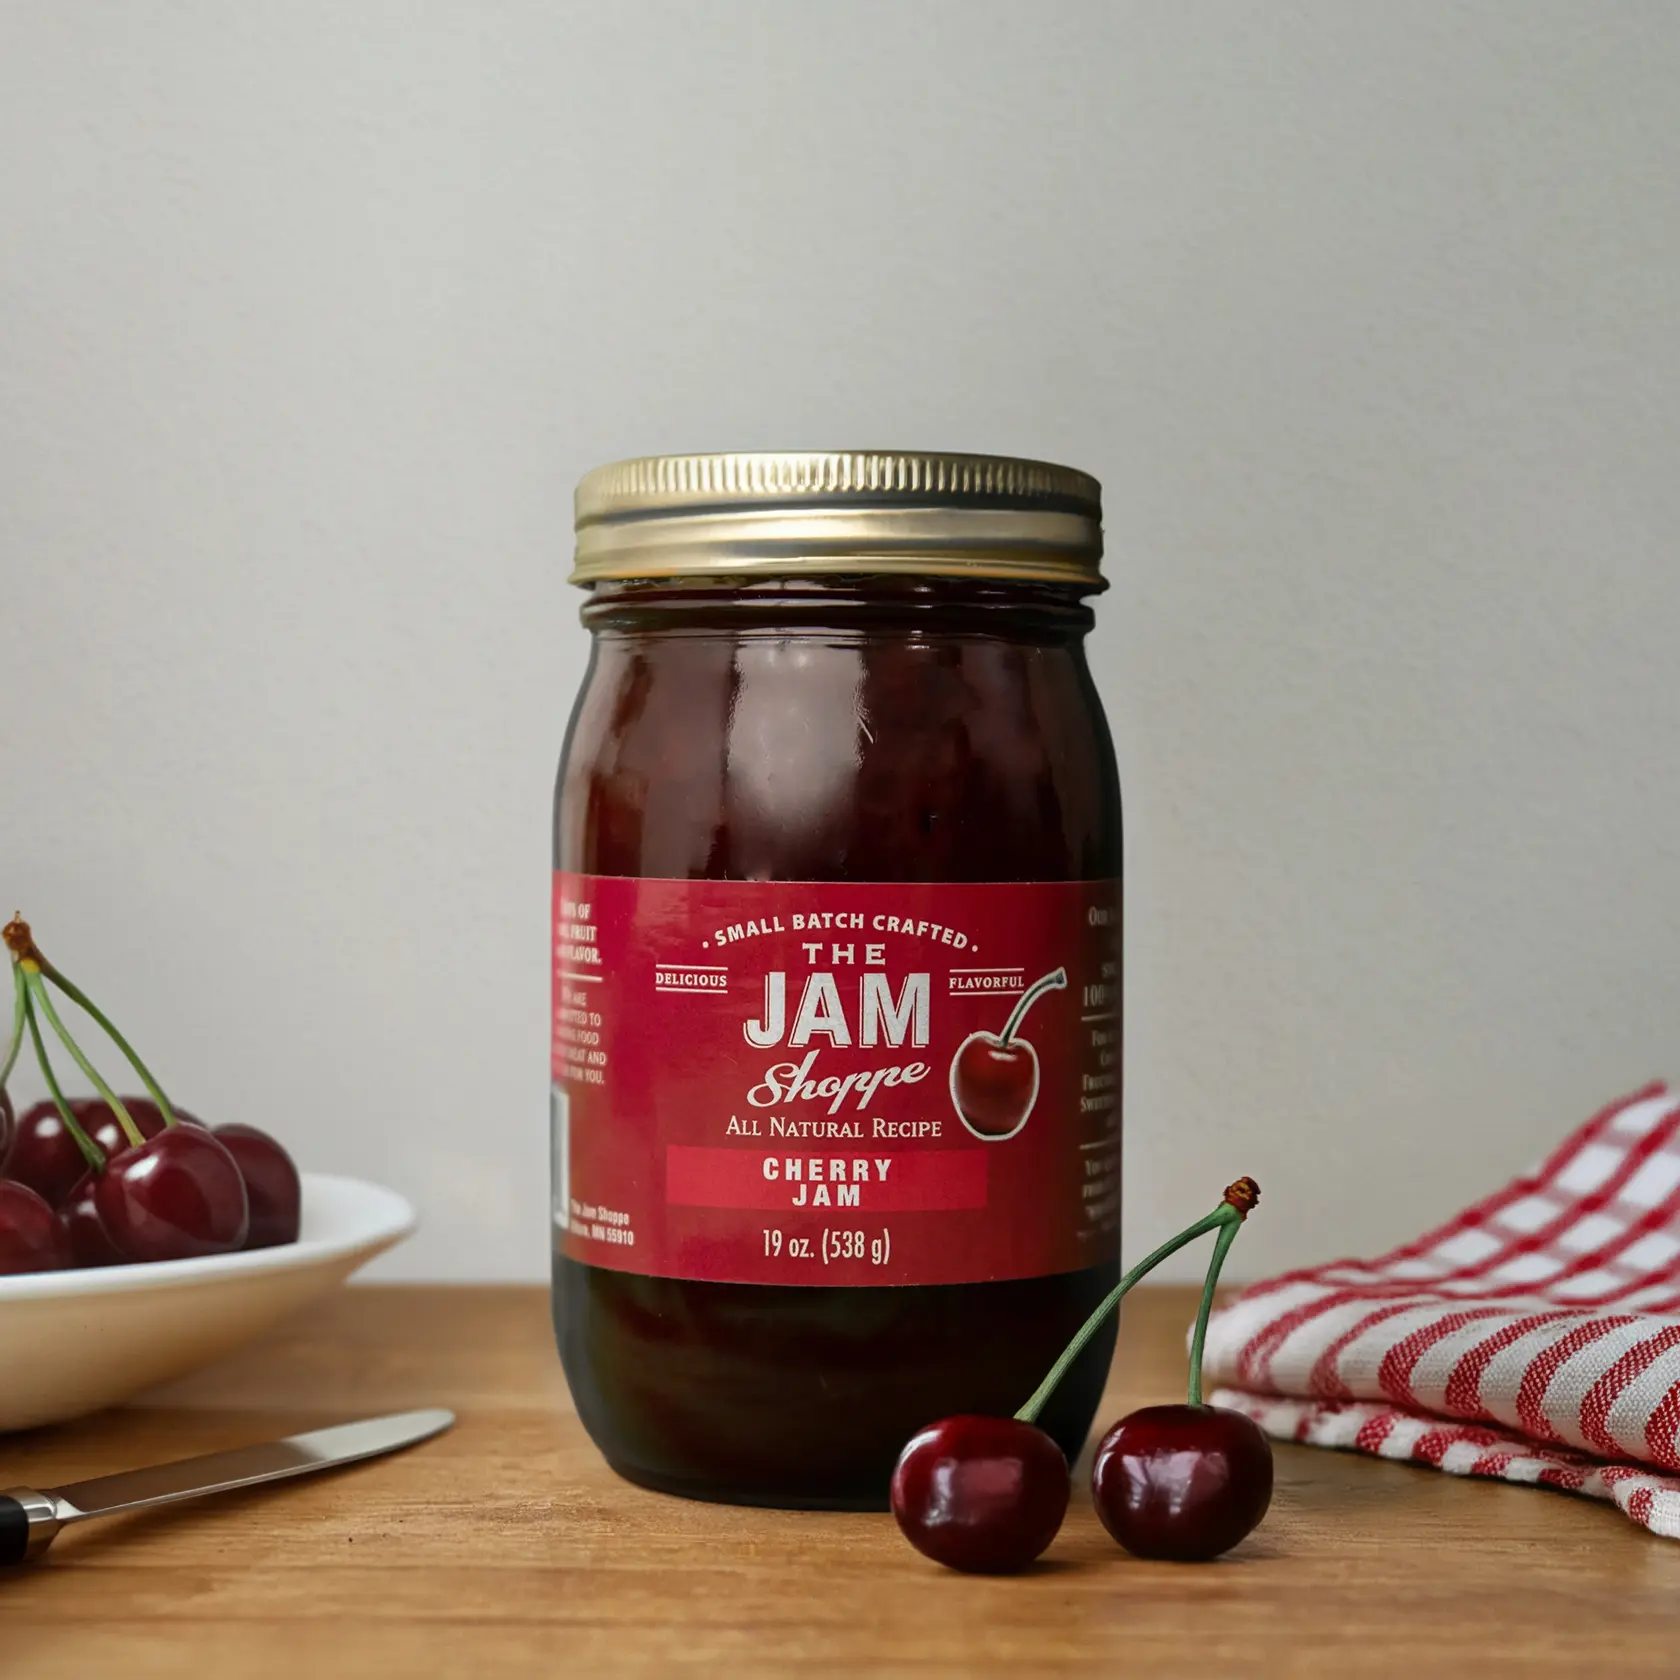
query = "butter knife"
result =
(0, 1406, 454, 1565)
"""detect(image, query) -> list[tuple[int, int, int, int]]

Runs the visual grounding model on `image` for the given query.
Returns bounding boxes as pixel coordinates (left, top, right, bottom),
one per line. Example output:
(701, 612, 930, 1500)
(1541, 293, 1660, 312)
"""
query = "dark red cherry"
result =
(949, 969, 1065, 1139)
(5, 1100, 94, 1208)
(0, 1085, 14, 1166)
(214, 1123, 301, 1248)
(58, 1172, 127, 1268)
(77, 1095, 203, 1164)
(890, 1415, 1069, 1574)
(1091, 1404, 1273, 1561)
(79, 1097, 160, 1164)
(0, 1180, 71, 1274)
(94, 1126, 249, 1262)
(950, 1033, 1040, 1137)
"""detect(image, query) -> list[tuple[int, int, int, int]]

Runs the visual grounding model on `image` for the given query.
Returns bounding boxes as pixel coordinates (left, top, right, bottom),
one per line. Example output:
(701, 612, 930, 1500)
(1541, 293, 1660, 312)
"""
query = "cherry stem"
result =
(37, 958, 180, 1130)
(18, 971, 105, 1172)
(999, 967, 1067, 1047)
(1014, 1202, 1239, 1425)
(0, 963, 23, 1092)
(23, 967, 144, 1150)
(1187, 1216, 1241, 1407)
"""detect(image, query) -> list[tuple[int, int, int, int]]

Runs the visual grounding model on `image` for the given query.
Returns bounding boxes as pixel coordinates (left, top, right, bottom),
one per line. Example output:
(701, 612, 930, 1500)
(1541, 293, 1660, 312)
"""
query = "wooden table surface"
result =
(5, 1284, 1677, 1677)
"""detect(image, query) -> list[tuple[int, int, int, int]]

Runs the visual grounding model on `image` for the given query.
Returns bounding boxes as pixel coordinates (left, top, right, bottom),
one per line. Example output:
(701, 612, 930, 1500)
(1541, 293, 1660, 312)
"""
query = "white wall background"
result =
(4, 1, 1680, 1282)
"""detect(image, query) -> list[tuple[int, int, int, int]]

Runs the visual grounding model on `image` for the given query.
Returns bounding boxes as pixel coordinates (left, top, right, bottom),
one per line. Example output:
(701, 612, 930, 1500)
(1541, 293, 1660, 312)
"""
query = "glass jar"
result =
(552, 452, 1121, 1508)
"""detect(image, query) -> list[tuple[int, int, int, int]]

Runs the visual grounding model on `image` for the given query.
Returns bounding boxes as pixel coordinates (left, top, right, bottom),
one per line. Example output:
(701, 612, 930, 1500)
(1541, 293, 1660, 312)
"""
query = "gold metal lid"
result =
(570, 451, 1103, 587)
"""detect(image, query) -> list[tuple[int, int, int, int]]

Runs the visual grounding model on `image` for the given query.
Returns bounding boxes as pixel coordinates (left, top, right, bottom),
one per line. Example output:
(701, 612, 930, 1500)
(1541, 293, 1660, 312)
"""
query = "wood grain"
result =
(3, 1285, 1675, 1677)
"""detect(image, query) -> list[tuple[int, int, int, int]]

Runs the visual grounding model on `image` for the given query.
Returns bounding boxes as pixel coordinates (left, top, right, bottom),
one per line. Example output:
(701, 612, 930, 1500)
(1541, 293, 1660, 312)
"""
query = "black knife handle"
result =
(0, 1488, 58, 1566)
(0, 1495, 29, 1567)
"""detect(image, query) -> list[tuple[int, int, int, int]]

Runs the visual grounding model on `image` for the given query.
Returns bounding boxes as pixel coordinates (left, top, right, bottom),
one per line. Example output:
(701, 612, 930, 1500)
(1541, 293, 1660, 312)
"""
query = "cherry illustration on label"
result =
(948, 967, 1067, 1141)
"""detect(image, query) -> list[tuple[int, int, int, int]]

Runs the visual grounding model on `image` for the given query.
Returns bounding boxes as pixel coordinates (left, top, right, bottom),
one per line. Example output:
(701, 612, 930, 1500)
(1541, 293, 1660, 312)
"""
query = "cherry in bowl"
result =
(59, 1172, 127, 1269)
(78, 1096, 205, 1164)
(215, 1123, 302, 1249)
(0, 1180, 72, 1275)
(94, 1125, 250, 1262)
(5, 1099, 94, 1209)
(2, 916, 308, 1273)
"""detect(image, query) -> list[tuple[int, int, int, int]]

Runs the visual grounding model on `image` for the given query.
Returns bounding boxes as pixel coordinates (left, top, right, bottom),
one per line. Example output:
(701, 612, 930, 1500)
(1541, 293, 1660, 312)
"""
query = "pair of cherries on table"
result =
(0, 914, 301, 1276)
(0, 1091, 299, 1273)
(891, 1179, 1273, 1571)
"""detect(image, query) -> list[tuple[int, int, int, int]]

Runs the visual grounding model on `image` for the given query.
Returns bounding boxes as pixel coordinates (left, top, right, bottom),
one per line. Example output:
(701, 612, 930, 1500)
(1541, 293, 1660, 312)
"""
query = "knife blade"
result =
(0, 1407, 454, 1565)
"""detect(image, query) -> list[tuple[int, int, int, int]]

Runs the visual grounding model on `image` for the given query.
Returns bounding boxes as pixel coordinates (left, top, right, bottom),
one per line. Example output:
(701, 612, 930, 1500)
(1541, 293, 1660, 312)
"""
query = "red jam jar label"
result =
(552, 875, 1120, 1287)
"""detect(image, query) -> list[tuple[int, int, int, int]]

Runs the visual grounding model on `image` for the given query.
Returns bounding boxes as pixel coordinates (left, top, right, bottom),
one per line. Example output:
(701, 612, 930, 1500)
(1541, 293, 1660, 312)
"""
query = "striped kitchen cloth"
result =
(1203, 1082, 1680, 1538)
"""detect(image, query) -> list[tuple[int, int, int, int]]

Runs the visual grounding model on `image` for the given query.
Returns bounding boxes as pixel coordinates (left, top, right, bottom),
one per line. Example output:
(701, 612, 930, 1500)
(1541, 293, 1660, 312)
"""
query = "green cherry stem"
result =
(1187, 1216, 1242, 1407)
(37, 958, 180, 1129)
(1013, 1176, 1262, 1427)
(998, 967, 1067, 1047)
(19, 974, 105, 1172)
(0, 960, 24, 1092)
(1015, 1204, 1233, 1425)
(23, 968, 144, 1150)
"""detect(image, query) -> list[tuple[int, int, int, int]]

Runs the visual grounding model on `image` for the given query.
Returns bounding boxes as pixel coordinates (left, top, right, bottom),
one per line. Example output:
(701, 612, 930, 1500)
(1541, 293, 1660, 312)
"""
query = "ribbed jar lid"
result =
(570, 450, 1103, 587)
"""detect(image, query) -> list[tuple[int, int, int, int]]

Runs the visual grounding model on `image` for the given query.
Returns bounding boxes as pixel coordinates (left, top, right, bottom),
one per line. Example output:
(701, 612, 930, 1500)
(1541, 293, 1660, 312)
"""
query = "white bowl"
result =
(0, 1173, 414, 1432)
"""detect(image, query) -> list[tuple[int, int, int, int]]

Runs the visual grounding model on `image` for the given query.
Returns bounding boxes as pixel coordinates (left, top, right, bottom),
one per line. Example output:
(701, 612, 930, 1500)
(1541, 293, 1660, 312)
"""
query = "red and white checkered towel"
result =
(1204, 1082, 1680, 1538)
